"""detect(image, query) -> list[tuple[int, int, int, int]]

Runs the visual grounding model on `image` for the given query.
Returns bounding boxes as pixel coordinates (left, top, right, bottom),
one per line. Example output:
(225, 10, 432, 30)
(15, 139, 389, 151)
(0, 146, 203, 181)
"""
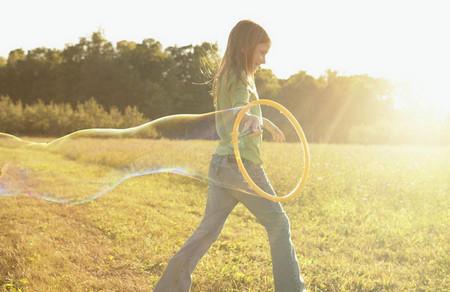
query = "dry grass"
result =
(0, 139, 449, 291)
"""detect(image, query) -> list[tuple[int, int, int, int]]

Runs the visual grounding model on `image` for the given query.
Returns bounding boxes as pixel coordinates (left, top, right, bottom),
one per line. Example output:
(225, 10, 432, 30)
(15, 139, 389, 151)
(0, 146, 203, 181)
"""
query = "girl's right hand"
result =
(240, 113, 262, 136)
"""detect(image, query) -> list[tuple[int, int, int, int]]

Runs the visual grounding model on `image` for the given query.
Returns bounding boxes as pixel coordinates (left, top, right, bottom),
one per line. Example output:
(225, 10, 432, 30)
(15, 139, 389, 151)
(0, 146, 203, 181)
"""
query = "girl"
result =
(154, 20, 306, 292)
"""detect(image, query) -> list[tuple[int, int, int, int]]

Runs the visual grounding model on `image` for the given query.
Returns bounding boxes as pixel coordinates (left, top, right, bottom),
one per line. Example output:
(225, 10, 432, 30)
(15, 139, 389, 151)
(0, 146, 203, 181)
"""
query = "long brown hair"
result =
(212, 20, 271, 107)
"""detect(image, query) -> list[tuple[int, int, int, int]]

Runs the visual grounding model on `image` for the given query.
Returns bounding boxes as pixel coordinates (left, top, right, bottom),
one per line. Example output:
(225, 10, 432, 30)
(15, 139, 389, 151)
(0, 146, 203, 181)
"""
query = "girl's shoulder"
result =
(230, 73, 258, 100)
(223, 70, 254, 89)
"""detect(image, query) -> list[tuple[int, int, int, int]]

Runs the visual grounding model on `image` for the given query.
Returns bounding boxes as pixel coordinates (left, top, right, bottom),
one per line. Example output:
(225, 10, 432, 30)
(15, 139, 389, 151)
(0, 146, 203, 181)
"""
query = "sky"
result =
(1, 0, 449, 117)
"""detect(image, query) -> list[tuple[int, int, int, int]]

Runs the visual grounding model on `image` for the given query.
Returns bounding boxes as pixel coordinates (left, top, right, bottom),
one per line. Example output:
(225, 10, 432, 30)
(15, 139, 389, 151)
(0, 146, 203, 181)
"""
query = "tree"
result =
(255, 68, 280, 99)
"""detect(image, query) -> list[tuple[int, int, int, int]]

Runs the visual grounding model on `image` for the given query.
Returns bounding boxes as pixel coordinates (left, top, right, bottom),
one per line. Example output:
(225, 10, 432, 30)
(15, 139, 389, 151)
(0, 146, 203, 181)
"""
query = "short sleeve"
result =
(229, 78, 249, 108)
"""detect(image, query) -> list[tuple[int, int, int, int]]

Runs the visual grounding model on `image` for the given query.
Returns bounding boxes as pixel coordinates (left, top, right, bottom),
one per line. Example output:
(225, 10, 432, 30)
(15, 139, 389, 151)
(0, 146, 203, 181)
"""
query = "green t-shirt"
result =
(214, 71, 263, 165)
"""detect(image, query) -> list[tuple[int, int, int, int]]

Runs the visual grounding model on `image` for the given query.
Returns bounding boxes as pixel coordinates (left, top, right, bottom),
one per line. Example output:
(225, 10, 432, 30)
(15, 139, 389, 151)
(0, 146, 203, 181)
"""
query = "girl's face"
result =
(251, 42, 271, 73)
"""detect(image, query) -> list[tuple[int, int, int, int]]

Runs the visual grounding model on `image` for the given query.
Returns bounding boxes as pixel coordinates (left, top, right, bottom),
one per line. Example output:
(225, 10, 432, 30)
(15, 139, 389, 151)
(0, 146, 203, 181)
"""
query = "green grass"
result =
(0, 139, 449, 291)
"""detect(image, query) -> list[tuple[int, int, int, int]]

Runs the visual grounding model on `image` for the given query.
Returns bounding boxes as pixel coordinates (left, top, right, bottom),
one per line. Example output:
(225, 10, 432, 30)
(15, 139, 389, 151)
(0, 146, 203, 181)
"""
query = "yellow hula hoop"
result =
(231, 99, 311, 202)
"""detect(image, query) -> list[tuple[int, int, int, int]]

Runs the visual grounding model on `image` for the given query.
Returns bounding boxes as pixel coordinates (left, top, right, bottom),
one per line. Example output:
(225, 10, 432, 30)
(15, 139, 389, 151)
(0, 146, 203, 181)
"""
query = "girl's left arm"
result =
(262, 118, 286, 142)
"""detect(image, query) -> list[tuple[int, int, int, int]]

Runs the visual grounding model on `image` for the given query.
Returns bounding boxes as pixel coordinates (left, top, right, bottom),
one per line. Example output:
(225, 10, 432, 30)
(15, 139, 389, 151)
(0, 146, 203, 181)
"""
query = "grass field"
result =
(0, 138, 449, 291)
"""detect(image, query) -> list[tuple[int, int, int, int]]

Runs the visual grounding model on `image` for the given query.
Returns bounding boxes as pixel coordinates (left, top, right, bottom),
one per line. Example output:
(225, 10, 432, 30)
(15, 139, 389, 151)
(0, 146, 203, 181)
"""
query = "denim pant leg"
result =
(219, 159, 306, 292)
(153, 156, 238, 292)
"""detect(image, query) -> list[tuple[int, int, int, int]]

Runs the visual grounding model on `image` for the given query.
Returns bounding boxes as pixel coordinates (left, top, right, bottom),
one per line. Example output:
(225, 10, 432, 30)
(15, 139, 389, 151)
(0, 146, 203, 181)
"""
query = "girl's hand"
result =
(263, 119, 285, 143)
(241, 114, 262, 136)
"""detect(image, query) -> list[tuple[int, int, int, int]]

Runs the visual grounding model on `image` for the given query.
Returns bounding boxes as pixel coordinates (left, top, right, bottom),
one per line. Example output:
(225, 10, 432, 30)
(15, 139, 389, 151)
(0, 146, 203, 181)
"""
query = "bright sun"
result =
(393, 76, 450, 120)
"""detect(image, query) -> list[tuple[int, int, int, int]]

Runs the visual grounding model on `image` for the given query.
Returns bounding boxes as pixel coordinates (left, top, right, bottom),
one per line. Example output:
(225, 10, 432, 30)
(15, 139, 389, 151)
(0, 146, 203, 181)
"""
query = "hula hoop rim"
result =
(231, 99, 311, 202)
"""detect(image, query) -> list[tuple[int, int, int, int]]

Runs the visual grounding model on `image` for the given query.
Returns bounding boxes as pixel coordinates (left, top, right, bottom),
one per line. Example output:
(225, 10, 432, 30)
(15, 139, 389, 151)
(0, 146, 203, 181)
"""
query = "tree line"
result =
(0, 31, 448, 144)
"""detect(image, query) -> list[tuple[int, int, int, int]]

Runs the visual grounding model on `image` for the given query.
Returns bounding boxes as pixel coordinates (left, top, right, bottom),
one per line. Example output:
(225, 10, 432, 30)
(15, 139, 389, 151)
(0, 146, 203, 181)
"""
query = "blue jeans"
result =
(153, 154, 306, 292)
